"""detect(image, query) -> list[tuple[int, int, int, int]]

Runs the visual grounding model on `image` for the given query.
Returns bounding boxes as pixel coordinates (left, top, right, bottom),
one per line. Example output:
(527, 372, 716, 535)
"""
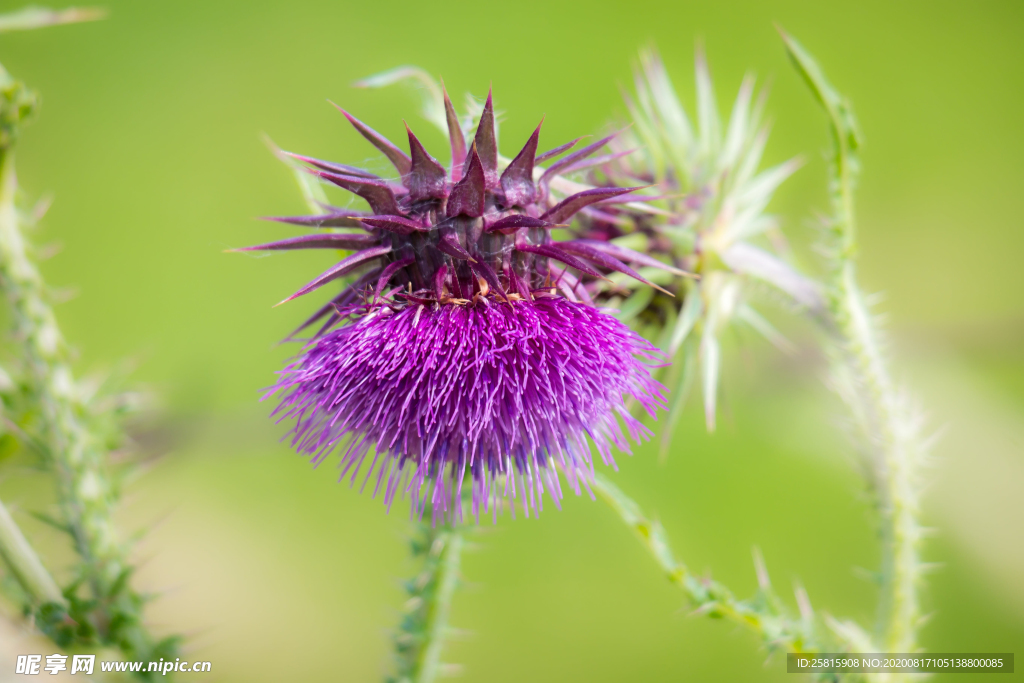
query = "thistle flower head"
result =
(241, 81, 672, 520)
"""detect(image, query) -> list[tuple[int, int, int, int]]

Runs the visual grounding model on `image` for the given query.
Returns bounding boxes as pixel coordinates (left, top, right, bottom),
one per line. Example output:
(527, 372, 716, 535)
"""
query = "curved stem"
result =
(782, 31, 925, 656)
(833, 266, 923, 654)
(590, 472, 866, 655)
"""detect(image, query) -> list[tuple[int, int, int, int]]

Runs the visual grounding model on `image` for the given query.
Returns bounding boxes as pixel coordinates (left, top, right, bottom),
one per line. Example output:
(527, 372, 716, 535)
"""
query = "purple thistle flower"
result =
(242, 86, 671, 520)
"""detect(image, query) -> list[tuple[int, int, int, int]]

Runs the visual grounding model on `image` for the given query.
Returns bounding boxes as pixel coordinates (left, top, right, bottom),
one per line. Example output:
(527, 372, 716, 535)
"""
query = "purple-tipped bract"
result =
(245, 86, 670, 520)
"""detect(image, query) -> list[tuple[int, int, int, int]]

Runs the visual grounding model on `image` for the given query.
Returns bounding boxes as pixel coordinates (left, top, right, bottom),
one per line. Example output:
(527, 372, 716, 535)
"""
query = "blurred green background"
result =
(1, 0, 1022, 680)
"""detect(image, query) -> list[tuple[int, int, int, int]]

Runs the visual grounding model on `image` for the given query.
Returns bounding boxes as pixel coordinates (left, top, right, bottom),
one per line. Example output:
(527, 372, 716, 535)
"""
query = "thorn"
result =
(445, 626, 474, 641)
(689, 602, 718, 617)
(851, 566, 882, 585)
(438, 663, 464, 677)
(752, 546, 771, 591)
(793, 581, 813, 621)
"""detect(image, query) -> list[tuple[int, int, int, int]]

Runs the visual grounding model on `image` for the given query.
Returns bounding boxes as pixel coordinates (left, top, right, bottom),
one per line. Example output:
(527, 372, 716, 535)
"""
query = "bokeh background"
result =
(1, 0, 1022, 680)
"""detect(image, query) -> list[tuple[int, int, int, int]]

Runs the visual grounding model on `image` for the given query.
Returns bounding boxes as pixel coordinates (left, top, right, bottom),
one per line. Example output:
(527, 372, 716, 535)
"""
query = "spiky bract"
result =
(568, 48, 820, 443)
(243, 88, 675, 325)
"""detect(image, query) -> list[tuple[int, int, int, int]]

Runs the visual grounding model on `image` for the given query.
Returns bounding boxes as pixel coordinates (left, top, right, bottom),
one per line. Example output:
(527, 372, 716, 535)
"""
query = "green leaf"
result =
(777, 27, 861, 155)
(778, 26, 862, 257)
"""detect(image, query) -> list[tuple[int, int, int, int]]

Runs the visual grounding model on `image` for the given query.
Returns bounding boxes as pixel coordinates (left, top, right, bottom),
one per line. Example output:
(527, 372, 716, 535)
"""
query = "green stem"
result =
(417, 527, 462, 682)
(782, 31, 925, 656)
(390, 513, 463, 683)
(0, 20, 174, 677)
(834, 266, 923, 654)
(590, 472, 862, 655)
(0, 147, 174, 671)
(0, 149, 122, 601)
(0, 494, 65, 606)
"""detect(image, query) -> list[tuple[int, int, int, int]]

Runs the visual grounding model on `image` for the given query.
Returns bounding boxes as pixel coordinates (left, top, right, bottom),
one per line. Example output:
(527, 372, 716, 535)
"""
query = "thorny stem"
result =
(0, 494, 65, 606)
(589, 35, 924, 681)
(390, 513, 464, 683)
(781, 31, 925, 658)
(591, 473, 865, 658)
(0, 148, 126, 599)
(0, 63, 175, 669)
